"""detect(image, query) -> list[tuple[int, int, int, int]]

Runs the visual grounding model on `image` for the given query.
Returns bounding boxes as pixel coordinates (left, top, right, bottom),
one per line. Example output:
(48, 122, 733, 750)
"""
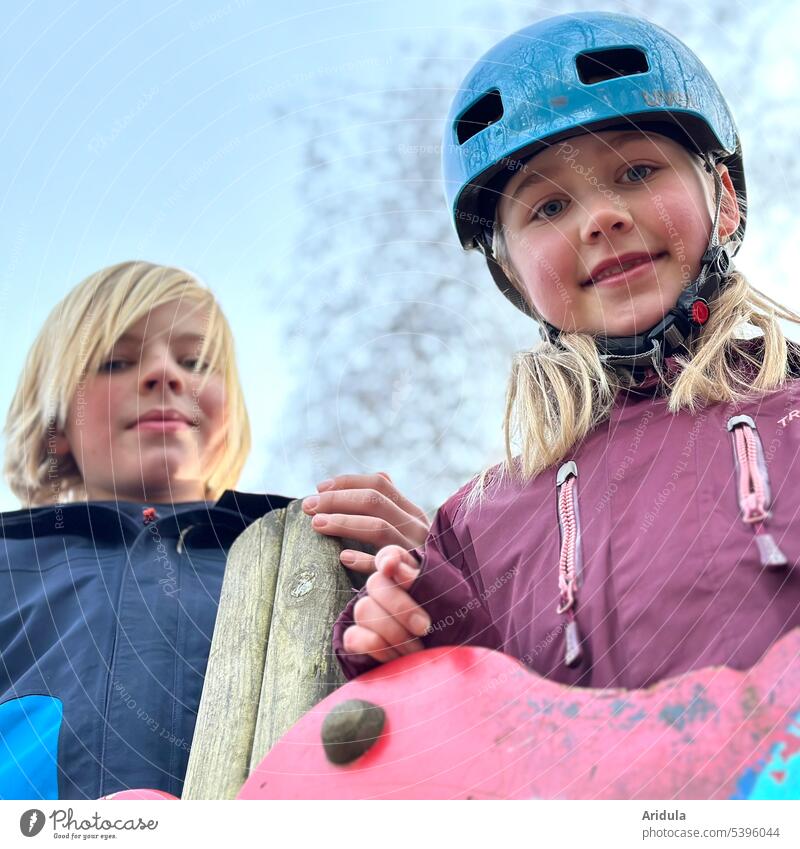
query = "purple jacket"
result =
(334, 352, 800, 687)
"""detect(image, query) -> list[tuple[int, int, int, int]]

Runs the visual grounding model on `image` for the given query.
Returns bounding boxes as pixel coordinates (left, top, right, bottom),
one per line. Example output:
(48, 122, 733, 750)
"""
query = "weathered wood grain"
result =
(249, 500, 352, 768)
(182, 508, 285, 799)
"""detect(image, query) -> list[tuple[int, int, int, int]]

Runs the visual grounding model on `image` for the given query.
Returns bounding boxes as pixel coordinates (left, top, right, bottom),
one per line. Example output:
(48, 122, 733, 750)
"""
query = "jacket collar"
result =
(0, 490, 293, 539)
(615, 336, 790, 403)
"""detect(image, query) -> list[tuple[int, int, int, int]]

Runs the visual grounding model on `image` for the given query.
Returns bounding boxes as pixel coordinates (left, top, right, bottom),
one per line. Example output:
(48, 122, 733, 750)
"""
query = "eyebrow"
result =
(116, 332, 207, 345)
(510, 132, 655, 200)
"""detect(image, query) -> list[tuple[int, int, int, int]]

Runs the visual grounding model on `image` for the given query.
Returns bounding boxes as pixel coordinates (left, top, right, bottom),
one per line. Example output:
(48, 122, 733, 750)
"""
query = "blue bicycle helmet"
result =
(442, 11, 745, 371)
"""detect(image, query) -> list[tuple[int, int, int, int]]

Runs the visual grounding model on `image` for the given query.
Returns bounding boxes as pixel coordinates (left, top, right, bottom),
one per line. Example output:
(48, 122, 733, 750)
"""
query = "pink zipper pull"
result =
(556, 461, 583, 667)
(727, 415, 787, 569)
(754, 531, 788, 568)
(564, 613, 583, 668)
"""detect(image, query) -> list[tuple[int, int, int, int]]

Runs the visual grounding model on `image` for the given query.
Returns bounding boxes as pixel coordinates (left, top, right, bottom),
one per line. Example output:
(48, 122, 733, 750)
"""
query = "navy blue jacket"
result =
(0, 491, 291, 800)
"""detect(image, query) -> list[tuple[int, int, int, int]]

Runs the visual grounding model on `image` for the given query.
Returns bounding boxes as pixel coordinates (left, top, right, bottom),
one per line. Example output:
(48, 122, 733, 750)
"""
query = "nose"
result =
(139, 349, 185, 395)
(579, 196, 634, 244)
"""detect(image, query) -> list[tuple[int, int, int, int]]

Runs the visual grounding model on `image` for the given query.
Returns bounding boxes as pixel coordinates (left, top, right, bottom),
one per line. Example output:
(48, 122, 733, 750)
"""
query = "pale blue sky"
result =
(1, 0, 798, 510)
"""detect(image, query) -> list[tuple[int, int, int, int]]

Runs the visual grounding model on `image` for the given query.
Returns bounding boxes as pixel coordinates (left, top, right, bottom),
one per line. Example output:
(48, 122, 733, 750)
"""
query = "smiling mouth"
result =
(133, 420, 193, 432)
(582, 252, 668, 286)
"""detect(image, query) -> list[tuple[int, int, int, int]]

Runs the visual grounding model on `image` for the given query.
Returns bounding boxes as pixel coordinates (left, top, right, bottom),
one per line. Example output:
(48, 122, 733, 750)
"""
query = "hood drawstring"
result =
(176, 525, 196, 555)
(556, 461, 583, 667)
(727, 415, 787, 568)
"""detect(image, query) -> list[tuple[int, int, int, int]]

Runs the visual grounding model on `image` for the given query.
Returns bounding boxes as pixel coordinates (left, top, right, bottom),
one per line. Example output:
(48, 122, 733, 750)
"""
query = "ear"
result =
(51, 430, 71, 457)
(715, 164, 741, 242)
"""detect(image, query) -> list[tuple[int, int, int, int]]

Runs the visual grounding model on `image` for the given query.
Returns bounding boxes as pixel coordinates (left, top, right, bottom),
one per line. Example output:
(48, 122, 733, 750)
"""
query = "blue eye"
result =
(623, 164, 654, 183)
(532, 198, 566, 221)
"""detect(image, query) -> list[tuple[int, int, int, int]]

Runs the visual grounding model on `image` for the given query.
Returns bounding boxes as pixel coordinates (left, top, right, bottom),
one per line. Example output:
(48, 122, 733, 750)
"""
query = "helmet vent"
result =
(455, 89, 504, 145)
(576, 48, 649, 85)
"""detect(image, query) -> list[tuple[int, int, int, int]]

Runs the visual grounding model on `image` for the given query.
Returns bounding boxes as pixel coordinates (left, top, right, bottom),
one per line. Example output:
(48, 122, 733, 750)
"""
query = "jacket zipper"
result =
(726, 414, 787, 568)
(556, 460, 584, 667)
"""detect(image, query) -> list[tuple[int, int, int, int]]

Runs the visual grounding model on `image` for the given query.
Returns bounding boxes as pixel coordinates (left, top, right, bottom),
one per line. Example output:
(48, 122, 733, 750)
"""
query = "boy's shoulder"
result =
(213, 490, 293, 518)
(0, 490, 294, 538)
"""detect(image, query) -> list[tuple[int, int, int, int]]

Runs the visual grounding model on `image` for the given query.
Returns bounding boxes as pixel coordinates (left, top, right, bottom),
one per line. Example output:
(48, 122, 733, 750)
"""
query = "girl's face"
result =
(496, 130, 740, 337)
(57, 299, 227, 503)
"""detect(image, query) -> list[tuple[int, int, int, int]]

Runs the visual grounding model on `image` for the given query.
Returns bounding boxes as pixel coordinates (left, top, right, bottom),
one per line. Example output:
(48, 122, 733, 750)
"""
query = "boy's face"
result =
(496, 130, 740, 337)
(57, 299, 227, 503)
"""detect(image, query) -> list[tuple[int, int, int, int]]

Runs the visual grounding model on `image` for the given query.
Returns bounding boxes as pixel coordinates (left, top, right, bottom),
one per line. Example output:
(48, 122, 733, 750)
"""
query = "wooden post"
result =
(182, 501, 354, 799)
(249, 500, 351, 767)
(181, 508, 285, 800)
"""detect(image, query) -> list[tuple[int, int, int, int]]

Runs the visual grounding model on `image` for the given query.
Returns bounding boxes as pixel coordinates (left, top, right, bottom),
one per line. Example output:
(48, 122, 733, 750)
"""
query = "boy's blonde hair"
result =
(4, 261, 251, 506)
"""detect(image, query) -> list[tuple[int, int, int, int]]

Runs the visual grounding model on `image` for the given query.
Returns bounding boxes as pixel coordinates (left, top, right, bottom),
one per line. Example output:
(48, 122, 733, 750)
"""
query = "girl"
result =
(0, 261, 428, 799)
(333, 11, 800, 687)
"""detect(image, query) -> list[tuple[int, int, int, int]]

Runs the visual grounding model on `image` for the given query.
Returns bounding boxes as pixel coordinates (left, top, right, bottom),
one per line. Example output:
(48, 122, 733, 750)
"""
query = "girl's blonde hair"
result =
(473, 215, 800, 498)
(4, 261, 251, 506)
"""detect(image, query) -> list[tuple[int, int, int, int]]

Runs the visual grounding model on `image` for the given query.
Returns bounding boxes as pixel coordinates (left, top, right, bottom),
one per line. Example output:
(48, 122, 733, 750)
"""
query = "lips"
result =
(129, 409, 193, 429)
(581, 252, 667, 286)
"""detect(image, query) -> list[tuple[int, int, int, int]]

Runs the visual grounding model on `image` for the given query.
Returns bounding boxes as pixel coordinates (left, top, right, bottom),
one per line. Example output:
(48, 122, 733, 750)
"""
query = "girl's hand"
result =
(301, 472, 430, 573)
(342, 545, 431, 664)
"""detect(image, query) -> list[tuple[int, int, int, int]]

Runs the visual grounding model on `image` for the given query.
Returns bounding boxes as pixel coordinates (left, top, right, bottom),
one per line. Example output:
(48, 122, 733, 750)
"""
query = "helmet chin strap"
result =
(540, 155, 732, 378)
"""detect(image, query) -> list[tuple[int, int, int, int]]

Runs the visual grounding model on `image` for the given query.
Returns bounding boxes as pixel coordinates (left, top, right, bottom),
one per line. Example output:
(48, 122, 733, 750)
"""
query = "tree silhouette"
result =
(266, 1, 796, 511)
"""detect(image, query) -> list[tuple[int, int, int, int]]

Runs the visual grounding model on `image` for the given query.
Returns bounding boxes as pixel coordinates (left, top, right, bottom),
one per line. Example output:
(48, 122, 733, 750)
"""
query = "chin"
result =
(592, 305, 674, 338)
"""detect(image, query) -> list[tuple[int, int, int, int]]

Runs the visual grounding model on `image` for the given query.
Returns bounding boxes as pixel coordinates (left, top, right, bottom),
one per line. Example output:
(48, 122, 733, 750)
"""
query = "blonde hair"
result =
(469, 229, 800, 501)
(4, 261, 251, 506)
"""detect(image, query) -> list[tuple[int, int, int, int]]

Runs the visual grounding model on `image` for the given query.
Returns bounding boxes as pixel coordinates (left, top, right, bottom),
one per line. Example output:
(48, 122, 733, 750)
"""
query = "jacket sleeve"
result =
(332, 487, 502, 680)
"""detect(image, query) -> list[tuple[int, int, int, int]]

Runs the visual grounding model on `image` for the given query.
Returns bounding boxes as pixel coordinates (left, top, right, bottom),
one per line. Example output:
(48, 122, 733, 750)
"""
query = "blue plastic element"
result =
(0, 695, 62, 799)
(442, 11, 744, 253)
(733, 710, 800, 800)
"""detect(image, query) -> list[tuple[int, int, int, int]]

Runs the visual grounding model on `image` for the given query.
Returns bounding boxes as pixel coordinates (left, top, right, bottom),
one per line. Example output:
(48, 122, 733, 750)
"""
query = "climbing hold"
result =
(321, 699, 386, 765)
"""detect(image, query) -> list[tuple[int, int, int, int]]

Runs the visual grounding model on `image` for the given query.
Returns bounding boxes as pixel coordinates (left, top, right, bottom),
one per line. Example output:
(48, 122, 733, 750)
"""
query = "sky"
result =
(1, 0, 799, 510)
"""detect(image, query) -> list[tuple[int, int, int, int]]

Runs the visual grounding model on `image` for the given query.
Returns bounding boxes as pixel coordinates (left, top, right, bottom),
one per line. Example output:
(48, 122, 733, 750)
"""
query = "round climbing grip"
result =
(321, 699, 386, 765)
